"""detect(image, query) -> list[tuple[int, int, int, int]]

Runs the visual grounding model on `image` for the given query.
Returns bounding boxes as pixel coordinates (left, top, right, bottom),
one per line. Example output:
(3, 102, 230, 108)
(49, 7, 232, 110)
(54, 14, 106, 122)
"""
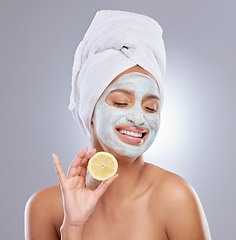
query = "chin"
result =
(100, 137, 150, 159)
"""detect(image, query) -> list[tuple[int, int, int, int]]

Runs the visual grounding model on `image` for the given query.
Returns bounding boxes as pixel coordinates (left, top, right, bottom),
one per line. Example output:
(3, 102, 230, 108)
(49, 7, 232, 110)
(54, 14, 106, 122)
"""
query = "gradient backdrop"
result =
(1, 0, 235, 239)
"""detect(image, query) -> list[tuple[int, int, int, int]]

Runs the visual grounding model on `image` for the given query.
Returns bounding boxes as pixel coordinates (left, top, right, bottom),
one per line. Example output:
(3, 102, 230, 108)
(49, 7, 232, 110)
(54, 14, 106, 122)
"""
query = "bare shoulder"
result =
(25, 184, 62, 220)
(143, 162, 188, 188)
(25, 185, 63, 240)
(27, 184, 61, 201)
(144, 163, 211, 240)
(145, 162, 195, 197)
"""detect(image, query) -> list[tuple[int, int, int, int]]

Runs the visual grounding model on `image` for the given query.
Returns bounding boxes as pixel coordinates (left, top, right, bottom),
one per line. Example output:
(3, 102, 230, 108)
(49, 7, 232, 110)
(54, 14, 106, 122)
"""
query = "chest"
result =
(82, 199, 167, 240)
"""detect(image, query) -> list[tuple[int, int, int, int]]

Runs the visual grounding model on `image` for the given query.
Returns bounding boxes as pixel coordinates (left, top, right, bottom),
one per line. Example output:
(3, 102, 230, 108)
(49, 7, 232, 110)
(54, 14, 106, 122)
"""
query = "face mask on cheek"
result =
(93, 72, 161, 158)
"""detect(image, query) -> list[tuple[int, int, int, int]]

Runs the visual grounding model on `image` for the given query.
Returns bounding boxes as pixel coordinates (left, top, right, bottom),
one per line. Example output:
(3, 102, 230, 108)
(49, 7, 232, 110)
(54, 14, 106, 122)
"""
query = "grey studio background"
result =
(0, 0, 235, 239)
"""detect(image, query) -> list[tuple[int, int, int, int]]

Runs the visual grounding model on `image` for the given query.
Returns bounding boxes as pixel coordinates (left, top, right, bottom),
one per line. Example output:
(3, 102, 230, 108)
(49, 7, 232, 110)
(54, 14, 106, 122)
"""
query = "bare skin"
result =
(25, 66, 211, 240)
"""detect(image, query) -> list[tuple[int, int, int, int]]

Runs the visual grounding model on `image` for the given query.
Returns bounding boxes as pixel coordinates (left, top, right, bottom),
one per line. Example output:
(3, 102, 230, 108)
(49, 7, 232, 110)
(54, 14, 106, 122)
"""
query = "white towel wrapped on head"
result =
(69, 10, 166, 139)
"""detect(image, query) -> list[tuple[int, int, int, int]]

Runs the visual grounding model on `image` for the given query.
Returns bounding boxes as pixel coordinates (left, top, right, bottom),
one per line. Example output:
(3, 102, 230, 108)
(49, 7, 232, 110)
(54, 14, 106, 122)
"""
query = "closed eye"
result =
(145, 107, 157, 112)
(113, 102, 129, 107)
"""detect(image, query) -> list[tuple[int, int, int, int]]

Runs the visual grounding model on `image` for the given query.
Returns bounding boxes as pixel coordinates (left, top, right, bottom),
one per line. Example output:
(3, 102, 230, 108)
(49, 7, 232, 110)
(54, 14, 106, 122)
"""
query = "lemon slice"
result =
(88, 152, 118, 181)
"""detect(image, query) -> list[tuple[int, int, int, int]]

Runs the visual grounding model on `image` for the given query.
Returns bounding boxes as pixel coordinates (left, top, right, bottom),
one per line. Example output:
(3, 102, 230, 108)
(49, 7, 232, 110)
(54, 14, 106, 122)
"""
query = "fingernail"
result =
(52, 154, 55, 159)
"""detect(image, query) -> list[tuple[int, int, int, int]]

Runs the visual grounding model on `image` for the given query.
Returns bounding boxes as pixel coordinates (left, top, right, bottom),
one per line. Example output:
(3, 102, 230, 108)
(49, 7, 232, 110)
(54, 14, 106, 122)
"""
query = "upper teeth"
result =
(119, 129, 142, 138)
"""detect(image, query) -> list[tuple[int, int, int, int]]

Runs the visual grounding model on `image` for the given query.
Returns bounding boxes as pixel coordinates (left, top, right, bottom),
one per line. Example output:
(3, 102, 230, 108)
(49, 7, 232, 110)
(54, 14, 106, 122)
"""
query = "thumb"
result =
(93, 174, 119, 200)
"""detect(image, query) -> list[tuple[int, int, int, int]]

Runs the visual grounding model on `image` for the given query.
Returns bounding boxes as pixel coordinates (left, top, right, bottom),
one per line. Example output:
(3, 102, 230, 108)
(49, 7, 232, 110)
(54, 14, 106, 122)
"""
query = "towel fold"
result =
(69, 10, 166, 139)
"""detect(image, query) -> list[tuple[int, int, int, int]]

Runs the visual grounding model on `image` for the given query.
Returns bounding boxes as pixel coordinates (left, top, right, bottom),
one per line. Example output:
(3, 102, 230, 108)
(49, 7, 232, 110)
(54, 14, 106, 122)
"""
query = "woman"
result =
(25, 10, 211, 240)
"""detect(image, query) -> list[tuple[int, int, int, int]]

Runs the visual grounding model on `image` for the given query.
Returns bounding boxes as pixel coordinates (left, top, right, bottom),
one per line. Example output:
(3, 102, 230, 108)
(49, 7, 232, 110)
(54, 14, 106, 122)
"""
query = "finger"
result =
(93, 174, 119, 200)
(80, 148, 96, 165)
(80, 165, 88, 178)
(67, 146, 88, 178)
(76, 148, 96, 176)
(76, 162, 89, 188)
(53, 154, 67, 185)
(77, 175, 86, 188)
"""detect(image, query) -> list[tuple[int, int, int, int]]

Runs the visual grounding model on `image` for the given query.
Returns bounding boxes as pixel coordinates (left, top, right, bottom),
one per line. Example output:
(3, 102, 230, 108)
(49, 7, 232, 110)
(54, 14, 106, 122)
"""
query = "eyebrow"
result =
(109, 89, 134, 96)
(144, 94, 160, 100)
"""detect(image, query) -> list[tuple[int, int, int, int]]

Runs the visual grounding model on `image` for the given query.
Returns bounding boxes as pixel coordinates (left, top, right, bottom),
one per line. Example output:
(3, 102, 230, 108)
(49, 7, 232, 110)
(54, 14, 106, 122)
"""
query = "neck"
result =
(86, 148, 145, 206)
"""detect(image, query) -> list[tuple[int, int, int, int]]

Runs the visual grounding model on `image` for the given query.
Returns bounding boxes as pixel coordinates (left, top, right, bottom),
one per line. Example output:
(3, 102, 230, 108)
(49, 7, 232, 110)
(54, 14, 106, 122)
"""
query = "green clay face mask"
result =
(93, 72, 161, 158)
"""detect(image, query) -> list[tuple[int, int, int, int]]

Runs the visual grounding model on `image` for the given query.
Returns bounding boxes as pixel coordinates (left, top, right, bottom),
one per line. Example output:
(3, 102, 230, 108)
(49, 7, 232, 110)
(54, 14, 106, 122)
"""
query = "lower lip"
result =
(115, 129, 144, 145)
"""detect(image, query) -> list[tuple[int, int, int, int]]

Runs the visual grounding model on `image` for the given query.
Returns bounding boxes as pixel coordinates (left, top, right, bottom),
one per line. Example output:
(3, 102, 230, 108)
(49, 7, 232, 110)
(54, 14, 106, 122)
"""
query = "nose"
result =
(125, 106, 145, 126)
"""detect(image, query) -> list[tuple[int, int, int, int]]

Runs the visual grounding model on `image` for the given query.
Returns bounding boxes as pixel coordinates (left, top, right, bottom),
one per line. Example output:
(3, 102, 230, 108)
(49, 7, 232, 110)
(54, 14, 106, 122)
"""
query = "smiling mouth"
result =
(115, 125, 149, 145)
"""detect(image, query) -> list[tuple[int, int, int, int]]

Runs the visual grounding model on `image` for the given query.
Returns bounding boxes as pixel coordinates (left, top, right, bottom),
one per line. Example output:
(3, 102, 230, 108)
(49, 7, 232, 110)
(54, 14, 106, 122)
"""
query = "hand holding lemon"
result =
(53, 147, 118, 229)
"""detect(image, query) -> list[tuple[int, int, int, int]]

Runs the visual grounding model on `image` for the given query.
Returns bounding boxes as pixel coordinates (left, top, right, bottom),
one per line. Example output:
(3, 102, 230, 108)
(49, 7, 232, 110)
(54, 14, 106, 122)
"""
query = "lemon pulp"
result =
(88, 152, 118, 181)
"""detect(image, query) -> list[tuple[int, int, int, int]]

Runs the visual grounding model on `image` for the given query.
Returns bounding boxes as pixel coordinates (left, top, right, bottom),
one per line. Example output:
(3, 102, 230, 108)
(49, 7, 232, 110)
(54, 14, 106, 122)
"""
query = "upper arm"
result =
(162, 176, 211, 240)
(24, 187, 60, 240)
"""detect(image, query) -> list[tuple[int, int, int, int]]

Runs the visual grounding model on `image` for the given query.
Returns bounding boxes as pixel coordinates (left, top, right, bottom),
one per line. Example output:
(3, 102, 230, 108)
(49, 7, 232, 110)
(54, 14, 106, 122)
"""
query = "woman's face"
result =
(92, 72, 161, 158)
